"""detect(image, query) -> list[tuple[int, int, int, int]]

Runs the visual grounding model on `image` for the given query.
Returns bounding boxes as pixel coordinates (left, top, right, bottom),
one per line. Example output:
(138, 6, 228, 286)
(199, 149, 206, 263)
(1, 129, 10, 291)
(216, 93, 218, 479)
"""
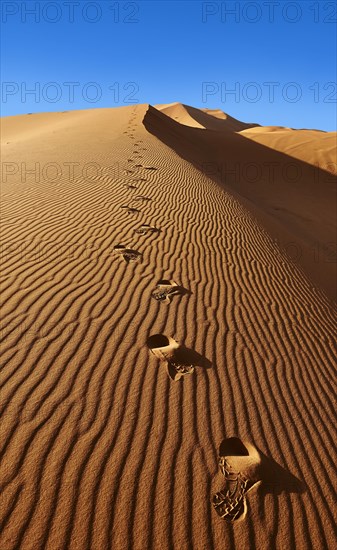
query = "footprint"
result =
(123, 184, 138, 190)
(212, 438, 261, 523)
(135, 165, 158, 171)
(132, 195, 151, 202)
(120, 205, 140, 215)
(134, 224, 159, 236)
(147, 334, 195, 381)
(151, 280, 188, 303)
(123, 249, 142, 263)
(113, 244, 142, 263)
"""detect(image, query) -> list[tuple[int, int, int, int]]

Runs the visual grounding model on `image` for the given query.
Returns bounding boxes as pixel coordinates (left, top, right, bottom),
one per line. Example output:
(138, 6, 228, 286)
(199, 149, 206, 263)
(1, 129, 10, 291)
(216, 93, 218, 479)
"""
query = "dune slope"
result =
(1, 105, 336, 550)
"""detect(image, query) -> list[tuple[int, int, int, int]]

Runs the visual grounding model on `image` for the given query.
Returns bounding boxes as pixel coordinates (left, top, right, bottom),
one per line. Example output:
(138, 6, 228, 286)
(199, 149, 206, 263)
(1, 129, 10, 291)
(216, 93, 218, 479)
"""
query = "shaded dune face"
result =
(1, 104, 336, 550)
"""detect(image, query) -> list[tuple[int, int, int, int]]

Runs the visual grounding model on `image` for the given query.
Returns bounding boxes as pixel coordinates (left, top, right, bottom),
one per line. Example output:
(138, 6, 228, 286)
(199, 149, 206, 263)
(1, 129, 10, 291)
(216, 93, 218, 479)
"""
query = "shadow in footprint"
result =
(113, 244, 127, 254)
(147, 334, 211, 381)
(213, 437, 304, 523)
(151, 280, 191, 303)
(113, 244, 142, 263)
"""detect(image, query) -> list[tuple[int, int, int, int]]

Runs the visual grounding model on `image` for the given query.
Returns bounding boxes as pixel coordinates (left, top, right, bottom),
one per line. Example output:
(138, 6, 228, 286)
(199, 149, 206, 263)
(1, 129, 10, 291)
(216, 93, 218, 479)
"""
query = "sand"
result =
(1, 104, 336, 550)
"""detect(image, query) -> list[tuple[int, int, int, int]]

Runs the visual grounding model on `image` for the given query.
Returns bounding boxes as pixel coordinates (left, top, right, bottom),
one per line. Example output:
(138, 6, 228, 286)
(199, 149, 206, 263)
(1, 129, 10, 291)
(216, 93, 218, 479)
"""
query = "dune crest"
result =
(156, 102, 260, 131)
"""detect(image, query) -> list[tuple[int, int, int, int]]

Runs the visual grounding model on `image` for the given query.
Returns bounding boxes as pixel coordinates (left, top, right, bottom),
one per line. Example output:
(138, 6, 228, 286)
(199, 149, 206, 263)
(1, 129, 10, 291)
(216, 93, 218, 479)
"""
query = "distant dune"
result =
(1, 104, 336, 550)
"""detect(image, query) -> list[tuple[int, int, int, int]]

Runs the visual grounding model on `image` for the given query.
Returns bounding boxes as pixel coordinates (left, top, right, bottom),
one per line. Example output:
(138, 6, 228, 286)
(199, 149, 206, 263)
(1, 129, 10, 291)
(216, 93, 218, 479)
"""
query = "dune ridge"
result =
(156, 102, 260, 131)
(1, 104, 337, 550)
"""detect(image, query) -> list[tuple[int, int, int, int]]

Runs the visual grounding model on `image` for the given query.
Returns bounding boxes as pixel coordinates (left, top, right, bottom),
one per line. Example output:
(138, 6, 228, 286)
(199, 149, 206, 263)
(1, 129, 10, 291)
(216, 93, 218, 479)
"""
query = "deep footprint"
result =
(135, 224, 159, 236)
(147, 334, 195, 381)
(135, 165, 158, 171)
(213, 438, 259, 523)
(123, 184, 138, 189)
(113, 244, 142, 263)
(132, 195, 151, 202)
(120, 205, 140, 215)
(151, 280, 187, 303)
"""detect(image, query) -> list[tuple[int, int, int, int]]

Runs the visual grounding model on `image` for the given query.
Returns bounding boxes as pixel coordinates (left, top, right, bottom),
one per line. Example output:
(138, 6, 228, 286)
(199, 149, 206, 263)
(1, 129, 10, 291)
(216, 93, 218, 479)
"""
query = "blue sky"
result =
(1, 0, 336, 130)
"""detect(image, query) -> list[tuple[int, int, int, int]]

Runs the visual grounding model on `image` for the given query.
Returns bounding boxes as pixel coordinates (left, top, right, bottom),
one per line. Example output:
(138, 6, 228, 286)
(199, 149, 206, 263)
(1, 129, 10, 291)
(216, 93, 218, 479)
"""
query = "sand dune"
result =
(145, 104, 336, 300)
(1, 104, 336, 550)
